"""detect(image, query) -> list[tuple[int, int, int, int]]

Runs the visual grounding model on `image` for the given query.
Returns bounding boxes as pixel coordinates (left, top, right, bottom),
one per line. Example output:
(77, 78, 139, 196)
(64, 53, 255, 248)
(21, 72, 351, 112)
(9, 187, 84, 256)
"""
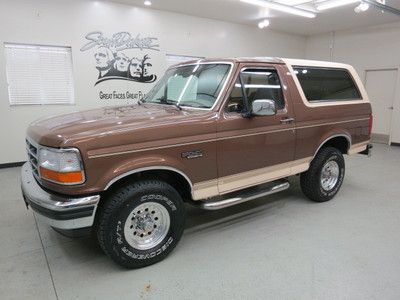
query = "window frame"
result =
(223, 66, 287, 115)
(146, 61, 234, 111)
(293, 65, 363, 103)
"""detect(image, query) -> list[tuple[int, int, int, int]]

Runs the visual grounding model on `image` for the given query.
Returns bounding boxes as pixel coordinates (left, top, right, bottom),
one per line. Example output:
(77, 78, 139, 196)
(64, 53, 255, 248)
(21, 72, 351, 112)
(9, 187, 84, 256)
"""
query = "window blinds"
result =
(5, 43, 75, 105)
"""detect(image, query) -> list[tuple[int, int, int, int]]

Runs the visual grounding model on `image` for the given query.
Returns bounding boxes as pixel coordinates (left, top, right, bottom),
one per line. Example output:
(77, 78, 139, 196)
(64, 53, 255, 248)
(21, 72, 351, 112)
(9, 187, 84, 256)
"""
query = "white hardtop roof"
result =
(174, 57, 353, 70)
(282, 58, 353, 70)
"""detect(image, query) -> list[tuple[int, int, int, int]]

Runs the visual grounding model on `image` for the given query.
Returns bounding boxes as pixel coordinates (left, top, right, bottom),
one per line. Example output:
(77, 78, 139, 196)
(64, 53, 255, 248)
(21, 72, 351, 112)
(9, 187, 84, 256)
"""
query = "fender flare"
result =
(104, 165, 194, 191)
(313, 133, 352, 158)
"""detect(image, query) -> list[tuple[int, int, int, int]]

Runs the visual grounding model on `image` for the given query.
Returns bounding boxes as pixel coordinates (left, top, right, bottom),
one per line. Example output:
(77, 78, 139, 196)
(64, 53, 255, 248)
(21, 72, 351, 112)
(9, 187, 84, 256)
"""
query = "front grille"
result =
(26, 138, 39, 179)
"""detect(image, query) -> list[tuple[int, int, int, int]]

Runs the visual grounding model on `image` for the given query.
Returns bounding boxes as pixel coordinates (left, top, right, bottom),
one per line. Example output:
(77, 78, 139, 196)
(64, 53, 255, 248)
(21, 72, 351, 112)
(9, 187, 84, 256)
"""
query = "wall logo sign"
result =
(81, 31, 160, 86)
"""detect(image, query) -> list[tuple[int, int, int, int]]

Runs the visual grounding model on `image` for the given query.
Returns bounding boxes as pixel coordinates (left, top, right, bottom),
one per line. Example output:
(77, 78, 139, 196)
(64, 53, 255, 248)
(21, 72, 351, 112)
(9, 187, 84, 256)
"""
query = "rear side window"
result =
(293, 66, 361, 102)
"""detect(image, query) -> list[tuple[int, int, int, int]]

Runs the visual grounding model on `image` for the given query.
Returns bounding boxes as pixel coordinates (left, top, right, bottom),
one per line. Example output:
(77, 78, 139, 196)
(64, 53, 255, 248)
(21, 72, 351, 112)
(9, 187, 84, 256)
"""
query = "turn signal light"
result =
(40, 167, 84, 184)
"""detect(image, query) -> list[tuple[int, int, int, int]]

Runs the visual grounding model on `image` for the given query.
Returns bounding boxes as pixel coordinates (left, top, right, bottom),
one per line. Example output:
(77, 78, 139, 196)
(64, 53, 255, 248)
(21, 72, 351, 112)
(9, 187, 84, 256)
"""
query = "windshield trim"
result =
(149, 61, 234, 111)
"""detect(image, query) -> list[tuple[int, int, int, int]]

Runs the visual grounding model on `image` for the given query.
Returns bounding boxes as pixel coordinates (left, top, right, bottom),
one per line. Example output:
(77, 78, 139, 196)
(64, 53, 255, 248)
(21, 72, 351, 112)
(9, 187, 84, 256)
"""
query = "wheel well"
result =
(318, 136, 350, 155)
(104, 169, 193, 201)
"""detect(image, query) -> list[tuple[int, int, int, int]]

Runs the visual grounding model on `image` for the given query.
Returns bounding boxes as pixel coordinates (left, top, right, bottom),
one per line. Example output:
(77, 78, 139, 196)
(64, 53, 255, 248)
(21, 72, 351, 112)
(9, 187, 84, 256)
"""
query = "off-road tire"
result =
(300, 147, 345, 202)
(96, 180, 185, 268)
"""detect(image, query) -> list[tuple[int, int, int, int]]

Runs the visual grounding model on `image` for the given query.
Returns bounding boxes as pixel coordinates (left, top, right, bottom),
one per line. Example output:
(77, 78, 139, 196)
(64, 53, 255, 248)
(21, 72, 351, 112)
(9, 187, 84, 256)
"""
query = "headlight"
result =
(38, 146, 85, 185)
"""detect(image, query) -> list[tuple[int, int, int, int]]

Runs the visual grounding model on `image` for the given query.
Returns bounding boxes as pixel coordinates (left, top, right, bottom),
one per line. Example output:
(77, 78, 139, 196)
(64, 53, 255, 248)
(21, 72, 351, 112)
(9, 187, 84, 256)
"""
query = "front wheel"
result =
(300, 147, 345, 202)
(96, 180, 185, 268)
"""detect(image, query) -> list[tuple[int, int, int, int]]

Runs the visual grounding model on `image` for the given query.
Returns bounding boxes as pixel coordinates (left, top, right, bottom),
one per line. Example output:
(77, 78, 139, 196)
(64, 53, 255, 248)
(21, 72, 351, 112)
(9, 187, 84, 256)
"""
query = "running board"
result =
(193, 179, 290, 210)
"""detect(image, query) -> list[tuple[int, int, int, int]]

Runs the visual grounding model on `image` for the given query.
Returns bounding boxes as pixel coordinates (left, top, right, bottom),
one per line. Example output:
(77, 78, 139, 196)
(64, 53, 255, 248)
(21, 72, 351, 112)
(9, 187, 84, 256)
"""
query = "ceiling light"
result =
(144, 0, 152, 6)
(354, 2, 369, 12)
(258, 19, 270, 29)
(240, 0, 316, 18)
(316, 0, 360, 11)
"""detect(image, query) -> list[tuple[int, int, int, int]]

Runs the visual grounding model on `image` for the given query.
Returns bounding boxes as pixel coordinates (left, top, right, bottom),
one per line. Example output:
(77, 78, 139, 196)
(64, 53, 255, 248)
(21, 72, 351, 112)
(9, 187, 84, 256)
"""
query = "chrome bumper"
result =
(21, 162, 100, 230)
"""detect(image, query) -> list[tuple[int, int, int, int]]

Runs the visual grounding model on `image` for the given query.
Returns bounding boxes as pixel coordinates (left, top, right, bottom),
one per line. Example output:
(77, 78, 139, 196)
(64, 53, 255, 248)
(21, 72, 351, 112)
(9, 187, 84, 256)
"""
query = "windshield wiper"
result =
(156, 97, 182, 110)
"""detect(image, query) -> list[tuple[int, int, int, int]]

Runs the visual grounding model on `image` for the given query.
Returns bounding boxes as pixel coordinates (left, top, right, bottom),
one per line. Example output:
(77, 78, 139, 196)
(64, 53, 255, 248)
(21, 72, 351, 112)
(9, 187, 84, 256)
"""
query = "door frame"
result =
(363, 67, 400, 144)
(215, 63, 296, 194)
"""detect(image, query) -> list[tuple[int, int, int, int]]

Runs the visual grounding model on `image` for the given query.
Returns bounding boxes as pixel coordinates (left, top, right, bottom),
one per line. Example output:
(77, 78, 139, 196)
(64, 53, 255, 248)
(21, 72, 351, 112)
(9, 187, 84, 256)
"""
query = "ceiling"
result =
(113, 0, 400, 35)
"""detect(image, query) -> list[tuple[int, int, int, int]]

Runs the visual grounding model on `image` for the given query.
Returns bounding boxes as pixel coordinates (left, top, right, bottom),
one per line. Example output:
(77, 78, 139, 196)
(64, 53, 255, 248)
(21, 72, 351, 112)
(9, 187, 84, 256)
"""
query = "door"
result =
(365, 69, 398, 144)
(216, 64, 296, 194)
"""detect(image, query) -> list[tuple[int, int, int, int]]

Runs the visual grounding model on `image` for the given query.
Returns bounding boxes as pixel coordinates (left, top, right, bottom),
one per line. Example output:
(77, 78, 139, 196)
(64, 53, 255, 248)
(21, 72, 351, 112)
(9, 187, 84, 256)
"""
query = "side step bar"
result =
(193, 179, 290, 210)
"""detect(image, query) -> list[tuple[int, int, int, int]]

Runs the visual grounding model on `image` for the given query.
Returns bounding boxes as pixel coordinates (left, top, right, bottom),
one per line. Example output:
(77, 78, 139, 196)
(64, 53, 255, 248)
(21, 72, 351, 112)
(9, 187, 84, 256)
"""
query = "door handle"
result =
(281, 117, 295, 124)
(388, 106, 394, 110)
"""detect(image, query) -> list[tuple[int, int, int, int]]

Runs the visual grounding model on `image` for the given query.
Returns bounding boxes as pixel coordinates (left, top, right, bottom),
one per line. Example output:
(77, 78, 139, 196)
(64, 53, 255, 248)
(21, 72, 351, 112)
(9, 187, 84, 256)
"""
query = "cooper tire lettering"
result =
(140, 194, 177, 210)
(96, 180, 185, 268)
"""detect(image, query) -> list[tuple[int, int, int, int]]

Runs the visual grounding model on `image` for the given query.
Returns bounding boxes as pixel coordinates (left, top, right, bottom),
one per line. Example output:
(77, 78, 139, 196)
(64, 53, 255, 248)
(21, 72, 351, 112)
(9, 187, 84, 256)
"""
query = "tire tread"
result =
(96, 180, 184, 268)
(300, 147, 345, 202)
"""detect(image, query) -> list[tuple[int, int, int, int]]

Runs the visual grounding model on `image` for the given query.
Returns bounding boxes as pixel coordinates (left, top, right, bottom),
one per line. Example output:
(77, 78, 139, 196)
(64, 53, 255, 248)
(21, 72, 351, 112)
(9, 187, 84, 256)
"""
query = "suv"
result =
(21, 57, 372, 268)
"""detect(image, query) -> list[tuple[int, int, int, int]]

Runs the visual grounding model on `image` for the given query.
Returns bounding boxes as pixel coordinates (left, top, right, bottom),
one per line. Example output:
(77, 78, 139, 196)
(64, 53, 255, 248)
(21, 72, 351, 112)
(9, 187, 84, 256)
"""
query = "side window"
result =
(226, 68, 285, 113)
(293, 66, 361, 102)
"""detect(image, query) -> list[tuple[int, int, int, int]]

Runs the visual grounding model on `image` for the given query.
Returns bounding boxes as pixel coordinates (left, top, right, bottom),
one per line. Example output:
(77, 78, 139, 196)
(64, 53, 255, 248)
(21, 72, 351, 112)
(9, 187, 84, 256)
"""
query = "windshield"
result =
(144, 63, 231, 109)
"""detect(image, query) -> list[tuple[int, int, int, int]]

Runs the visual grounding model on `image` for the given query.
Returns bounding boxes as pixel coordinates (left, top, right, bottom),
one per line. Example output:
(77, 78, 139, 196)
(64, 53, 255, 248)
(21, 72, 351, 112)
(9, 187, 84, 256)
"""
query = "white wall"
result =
(305, 22, 400, 144)
(0, 0, 306, 164)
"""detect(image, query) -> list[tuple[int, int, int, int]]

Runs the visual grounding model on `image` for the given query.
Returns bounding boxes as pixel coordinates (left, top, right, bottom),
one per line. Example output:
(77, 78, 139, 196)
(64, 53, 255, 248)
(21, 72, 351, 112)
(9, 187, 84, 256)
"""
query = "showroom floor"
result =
(1, 143, 399, 300)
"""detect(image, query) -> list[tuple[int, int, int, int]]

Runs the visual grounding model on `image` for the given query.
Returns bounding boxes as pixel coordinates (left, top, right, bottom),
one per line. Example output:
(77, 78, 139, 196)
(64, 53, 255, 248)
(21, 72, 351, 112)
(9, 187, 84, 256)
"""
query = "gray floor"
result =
(1, 144, 400, 300)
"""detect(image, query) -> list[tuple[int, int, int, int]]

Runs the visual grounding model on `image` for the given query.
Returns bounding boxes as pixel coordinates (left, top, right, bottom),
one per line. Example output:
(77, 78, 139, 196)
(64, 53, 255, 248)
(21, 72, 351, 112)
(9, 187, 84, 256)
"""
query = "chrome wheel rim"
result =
(124, 202, 170, 250)
(320, 161, 340, 191)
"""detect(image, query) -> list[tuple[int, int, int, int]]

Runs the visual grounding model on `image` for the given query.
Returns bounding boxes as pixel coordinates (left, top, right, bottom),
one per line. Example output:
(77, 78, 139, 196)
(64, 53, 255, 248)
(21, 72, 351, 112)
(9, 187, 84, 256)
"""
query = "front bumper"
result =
(21, 162, 100, 231)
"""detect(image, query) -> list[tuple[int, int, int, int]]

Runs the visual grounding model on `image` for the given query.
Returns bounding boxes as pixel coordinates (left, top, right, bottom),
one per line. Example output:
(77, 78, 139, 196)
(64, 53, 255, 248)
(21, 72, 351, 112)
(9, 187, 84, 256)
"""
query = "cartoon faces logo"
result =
(115, 52, 130, 73)
(81, 31, 159, 86)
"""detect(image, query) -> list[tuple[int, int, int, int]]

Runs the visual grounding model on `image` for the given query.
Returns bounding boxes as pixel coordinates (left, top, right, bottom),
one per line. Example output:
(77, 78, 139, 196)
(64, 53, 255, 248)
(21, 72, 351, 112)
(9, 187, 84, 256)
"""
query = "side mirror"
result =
(251, 99, 276, 116)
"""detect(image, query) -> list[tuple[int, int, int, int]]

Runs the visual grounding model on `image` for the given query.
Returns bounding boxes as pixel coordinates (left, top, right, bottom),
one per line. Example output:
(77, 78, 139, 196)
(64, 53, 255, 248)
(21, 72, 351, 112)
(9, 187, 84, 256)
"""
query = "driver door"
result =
(216, 63, 296, 194)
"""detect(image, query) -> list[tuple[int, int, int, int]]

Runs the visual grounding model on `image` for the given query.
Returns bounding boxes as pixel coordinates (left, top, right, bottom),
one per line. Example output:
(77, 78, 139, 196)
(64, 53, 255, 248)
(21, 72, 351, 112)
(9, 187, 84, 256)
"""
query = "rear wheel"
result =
(96, 180, 185, 268)
(300, 147, 345, 202)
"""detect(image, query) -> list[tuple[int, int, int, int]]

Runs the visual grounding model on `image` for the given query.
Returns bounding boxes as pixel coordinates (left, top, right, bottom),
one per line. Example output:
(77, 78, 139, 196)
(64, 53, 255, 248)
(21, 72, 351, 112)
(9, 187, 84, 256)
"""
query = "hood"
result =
(27, 103, 214, 147)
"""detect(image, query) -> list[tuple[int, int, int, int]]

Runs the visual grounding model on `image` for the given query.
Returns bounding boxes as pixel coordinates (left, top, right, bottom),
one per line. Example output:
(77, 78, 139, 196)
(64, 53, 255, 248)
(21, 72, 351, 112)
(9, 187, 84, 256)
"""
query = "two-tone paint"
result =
(26, 57, 372, 201)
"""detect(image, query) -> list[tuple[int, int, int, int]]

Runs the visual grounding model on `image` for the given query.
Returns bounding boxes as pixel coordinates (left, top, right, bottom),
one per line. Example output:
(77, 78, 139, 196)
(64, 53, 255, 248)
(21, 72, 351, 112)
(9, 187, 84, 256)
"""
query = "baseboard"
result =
(0, 161, 26, 169)
(391, 142, 400, 147)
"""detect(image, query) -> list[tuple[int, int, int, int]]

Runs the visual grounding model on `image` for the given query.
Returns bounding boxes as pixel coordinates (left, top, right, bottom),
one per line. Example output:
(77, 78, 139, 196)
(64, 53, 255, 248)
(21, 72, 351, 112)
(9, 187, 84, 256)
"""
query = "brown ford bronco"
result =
(21, 57, 373, 268)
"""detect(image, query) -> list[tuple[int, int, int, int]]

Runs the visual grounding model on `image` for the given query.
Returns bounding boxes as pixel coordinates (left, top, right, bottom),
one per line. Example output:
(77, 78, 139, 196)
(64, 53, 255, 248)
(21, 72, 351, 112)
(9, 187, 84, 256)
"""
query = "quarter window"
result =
(226, 69, 285, 113)
(293, 66, 361, 102)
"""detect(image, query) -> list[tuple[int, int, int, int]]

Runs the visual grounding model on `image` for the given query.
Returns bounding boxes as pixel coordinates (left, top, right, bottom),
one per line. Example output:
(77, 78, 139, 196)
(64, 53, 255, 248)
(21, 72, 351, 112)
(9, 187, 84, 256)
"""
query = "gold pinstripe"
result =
(88, 117, 369, 159)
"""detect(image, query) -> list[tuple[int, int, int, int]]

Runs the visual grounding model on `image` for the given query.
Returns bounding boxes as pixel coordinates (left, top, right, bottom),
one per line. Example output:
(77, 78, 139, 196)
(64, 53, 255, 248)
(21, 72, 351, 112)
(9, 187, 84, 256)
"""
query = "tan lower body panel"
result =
(192, 140, 371, 200)
(191, 179, 220, 201)
(348, 141, 370, 155)
(192, 157, 312, 200)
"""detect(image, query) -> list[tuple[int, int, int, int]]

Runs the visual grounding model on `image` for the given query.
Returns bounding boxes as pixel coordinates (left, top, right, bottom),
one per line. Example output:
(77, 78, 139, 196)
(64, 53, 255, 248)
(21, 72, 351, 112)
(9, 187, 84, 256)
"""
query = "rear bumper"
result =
(21, 162, 100, 231)
(348, 141, 372, 156)
(360, 143, 373, 156)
